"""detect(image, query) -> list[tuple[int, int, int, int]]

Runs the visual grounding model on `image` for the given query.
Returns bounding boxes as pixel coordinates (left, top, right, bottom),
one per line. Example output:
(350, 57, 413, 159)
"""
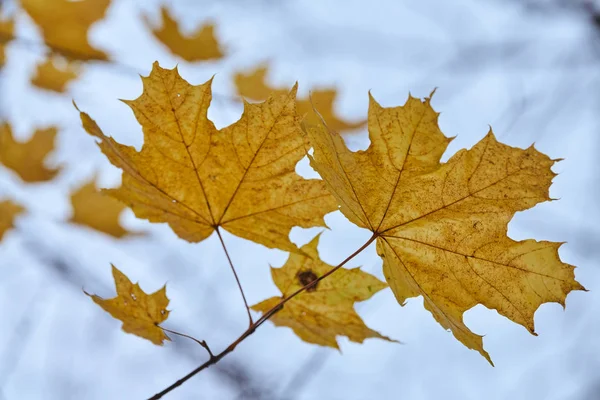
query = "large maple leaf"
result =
(143, 7, 224, 62)
(86, 265, 170, 345)
(304, 91, 585, 363)
(0, 123, 60, 183)
(76, 62, 337, 252)
(252, 234, 393, 348)
(21, 0, 110, 61)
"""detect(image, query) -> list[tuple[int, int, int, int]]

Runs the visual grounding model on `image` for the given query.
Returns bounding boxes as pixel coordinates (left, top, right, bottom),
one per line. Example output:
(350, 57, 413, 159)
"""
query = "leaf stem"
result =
(216, 228, 253, 327)
(148, 233, 378, 400)
(160, 328, 214, 358)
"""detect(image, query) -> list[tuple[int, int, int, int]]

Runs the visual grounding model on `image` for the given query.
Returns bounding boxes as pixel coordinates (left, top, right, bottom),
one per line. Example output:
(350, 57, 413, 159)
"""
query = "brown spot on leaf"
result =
(297, 270, 318, 291)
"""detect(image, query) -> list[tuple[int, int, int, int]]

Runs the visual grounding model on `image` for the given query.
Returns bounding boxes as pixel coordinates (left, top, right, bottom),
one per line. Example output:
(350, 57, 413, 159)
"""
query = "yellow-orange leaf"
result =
(69, 178, 132, 238)
(0, 200, 24, 241)
(305, 92, 585, 364)
(87, 265, 170, 345)
(235, 66, 366, 133)
(0, 15, 14, 67)
(144, 7, 224, 62)
(31, 56, 79, 93)
(0, 123, 60, 182)
(252, 234, 392, 348)
(76, 62, 337, 252)
(22, 0, 110, 61)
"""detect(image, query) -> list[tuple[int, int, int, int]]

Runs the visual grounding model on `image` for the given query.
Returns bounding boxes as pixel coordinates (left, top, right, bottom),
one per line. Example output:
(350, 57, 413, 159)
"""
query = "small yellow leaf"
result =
(22, 0, 110, 61)
(76, 62, 337, 253)
(0, 15, 14, 67)
(0, 200, 24, 241)
(305, 92, 585, 363)
(87, 265, 170, 345)
(252, 234, 393, 348)
(69, 178, 133, 238)
(0, 123, 60, 183)
(235, 66, 366, 133)
(31, 56, 79, 93)
(144, 7, 224, 62)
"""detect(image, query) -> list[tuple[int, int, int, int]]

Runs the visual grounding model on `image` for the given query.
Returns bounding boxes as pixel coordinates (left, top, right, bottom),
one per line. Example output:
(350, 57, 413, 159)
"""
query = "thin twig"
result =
(216, 227, 253, 326)
(160, 327, 214, 358)
(148, 233, 378, 400)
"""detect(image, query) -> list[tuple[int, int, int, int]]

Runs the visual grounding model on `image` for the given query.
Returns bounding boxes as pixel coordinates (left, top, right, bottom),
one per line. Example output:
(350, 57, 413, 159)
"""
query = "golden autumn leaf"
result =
(86, 265, 170, 345)
(0, 14, 14, 67)
(144, 7, 224, 62)
(22, 0, 110, 61)
(235, 66, 366, 133)
(31, 55, 80, 93)
(69, 178, 133, 238)
(76, 62, 337, 252)
(0, 200, 24, 241)
(0, 123, 60, 182)
(252, 234, 392, 348)
(304, 91, 585, 364)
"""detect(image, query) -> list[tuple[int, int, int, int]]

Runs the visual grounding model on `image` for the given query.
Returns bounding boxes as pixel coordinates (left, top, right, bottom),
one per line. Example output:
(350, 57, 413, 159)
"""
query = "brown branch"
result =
(148, 233, 378, 400)
(160, 327, 214, 358)
(216, 227, 253, 326)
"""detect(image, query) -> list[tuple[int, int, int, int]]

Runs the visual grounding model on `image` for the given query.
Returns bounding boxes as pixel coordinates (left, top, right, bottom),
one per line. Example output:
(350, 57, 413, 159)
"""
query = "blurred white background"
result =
(0, 0, 599, 399)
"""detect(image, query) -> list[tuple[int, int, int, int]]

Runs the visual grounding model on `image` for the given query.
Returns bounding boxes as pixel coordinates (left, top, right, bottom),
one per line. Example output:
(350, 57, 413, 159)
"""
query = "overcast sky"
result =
(1, 0, 599, 399)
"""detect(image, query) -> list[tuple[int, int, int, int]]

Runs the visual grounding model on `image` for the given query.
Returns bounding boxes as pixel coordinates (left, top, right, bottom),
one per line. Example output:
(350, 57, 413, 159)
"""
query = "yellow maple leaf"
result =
(76, 62, 337, 252)
(21, 0, 110, 61)
(144, 7, 224, 62)
(304, 92, 585, 364)
(0, 200, 24, 241)
(69, 178, 133, 238)
(235, 66, 366, 133)
(31, 55, 80, 93)
(0, 15, 14, 67)
(0, 123, 60, 183)
(252, 234, 392, 348)
(87, 265, 170, 345)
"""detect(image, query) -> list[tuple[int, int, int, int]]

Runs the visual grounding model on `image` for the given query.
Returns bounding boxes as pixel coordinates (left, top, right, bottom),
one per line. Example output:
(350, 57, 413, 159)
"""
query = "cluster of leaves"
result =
(0, 0, 586, 398)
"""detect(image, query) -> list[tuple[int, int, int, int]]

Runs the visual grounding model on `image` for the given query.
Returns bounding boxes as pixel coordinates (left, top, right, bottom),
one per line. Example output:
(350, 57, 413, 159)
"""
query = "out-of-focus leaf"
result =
(235, 66, 366, 133)
(0, 200, 24, 241)
(31, 55, 79, 93)
(0, 123, 60, 182)
(144, 7, 224, 62)
(22, 0, 111, 60)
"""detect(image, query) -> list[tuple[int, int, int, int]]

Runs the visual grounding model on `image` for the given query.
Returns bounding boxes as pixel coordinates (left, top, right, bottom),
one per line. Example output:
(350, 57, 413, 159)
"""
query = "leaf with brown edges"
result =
(144, 7, 224, 62)
(0, 123, 60, 183)
(252, 234, 393, 348)
(76, 62, 337, 252)
(87, 265, 170, 345)
(304, 91, 585, 364)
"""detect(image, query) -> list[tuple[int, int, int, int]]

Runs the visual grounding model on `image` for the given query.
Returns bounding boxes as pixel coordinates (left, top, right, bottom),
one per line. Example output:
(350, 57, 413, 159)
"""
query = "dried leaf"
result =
(0, 123, 60, 182)
(144, 7, 224, 62)
(0, 200, 24, 241)
(305, 91, 585, 363)
(31, 56, 80, 93)
(69, 178, 132, 238)
(235, 66, 365, 133)
(76, 62, 337, 252)
(22, 0, 110, 61)
(87, 265, 170, 345)
(252, 234, 392, 348)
